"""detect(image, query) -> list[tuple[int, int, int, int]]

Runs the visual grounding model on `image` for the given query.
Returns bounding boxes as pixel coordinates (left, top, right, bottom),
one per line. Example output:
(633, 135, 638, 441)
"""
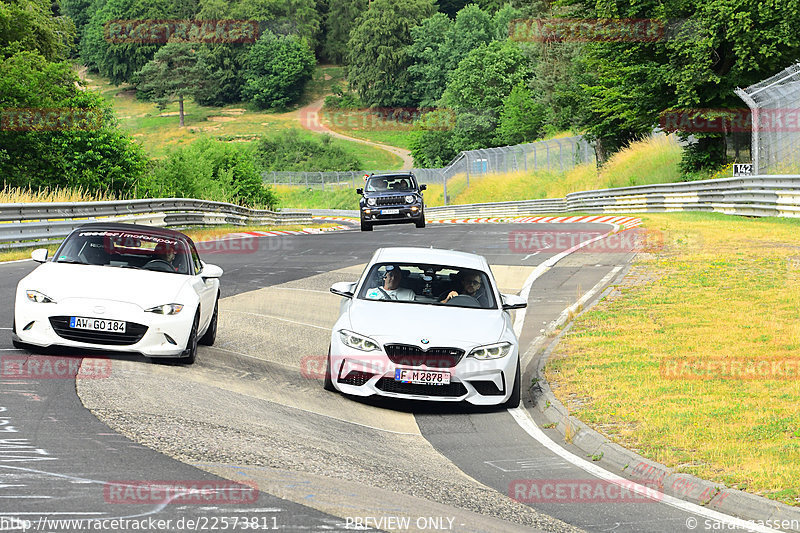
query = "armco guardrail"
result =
(5, 175, 800, 248)
(565, 175, 800, 216)
(0, 198, 312, 249)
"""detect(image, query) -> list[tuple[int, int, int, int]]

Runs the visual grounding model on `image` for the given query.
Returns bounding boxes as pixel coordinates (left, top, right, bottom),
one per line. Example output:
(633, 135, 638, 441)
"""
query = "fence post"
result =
(465, 152, 470, 187)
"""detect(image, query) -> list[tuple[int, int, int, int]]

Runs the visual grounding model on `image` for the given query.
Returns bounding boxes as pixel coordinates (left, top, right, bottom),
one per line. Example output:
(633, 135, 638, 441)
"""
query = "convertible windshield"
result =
(357, 263, 497, 309)
(365, 176, 417, 193)
(54, 229, 192, 274)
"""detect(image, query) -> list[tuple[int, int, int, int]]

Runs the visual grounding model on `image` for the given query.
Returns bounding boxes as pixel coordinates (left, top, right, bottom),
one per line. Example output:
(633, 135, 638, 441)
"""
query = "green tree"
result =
(0, 51, 148, 193)
(80, 0, 194, 84)
(491, 3, 522, 41)
(322, 0, 368, 63)
(495, 83, 546, 145)
(346, 0, 436, 106)
(58, 0, 93, 47)
(1, 0, 75, 60)
(441, 39, 531, 114)
(448, 4, 494, 70)
(406, 13, 454, 107)
(134, 42, 215, 127)
(561, 0, 800, 166)
(408, 109, 457, 166)
(194, 43, 249, 106)
(242, 31, 316, 109)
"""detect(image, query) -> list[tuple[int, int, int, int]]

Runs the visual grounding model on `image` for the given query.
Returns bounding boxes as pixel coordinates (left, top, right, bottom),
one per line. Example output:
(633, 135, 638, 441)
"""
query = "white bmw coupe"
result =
(12, 223, 222, 364)
(326, 247, 527, 407)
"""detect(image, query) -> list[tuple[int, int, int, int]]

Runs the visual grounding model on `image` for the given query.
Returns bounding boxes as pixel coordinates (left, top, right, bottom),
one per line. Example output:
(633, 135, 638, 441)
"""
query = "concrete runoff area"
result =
(77, 263, 579, 532)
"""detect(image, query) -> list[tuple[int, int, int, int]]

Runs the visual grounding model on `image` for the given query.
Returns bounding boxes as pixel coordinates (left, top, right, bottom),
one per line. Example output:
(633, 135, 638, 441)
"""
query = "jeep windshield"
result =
(365, 176, 417, 193)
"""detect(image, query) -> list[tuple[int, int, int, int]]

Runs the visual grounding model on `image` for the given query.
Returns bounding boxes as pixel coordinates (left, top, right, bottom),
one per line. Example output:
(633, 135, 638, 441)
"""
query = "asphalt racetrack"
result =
(0, 222, 772, 532)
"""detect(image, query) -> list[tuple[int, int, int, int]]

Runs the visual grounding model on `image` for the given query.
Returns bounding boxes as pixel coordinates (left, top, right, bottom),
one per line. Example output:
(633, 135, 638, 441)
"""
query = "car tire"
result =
(415, 215, 426, 228)
(360, 220, 373, 232)
(11, 318, 24, 349)
(504, 361, 521, 408)
(179, 311, 200, 365)
(199, 294, 218, 346)
(323, 346, 336, 392)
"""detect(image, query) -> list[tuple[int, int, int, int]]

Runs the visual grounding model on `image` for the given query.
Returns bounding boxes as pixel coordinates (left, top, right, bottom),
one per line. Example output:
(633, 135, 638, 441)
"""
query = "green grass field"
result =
(547, 213, 800, 505)
(85, 66, 400, 168)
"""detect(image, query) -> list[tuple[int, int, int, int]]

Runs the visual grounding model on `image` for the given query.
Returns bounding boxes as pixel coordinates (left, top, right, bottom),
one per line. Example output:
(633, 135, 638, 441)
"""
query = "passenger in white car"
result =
(365, 265, 415, 301)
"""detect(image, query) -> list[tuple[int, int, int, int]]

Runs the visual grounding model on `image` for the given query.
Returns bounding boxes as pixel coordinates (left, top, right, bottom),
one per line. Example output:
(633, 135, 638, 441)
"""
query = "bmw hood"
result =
(20, 263, 188, 309)
(345, 299, 508, 347)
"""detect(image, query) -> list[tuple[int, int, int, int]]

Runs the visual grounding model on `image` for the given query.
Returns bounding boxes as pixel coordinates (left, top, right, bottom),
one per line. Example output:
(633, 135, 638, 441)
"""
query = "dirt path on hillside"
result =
(293, 98, 415, 170)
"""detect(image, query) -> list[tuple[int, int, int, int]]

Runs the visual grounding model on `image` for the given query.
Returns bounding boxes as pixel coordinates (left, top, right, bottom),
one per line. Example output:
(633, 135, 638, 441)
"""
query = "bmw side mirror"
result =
(31, 249, 49, 263)
(356, 188, 363, 195)
(330, 281, 356, 298)
(501, 294, 527, 310)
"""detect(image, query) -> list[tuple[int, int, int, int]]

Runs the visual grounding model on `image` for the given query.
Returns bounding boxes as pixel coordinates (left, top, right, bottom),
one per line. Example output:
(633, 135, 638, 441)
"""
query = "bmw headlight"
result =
(367, 198, 377, 206)
(26, 290, 55, 303)
(405, 195, 414, 203)
(339, 330, 380, 352)
(468, 342, 512, 360)
(145, 303, 184, 315)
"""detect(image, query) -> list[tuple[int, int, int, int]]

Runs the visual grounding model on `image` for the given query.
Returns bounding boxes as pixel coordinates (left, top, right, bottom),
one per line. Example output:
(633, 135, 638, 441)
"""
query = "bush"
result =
(242, 32, 315, 110)
(254, 129, 362, 171)
(0, 51, 149, 194)
(145, 139, 278, 208)
(323, 84, 362, 109)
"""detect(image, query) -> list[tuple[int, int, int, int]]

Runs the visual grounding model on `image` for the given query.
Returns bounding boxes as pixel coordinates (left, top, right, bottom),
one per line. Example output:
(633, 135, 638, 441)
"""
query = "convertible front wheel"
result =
(179, 312, 200, 365)
(199, 294, 218, 346)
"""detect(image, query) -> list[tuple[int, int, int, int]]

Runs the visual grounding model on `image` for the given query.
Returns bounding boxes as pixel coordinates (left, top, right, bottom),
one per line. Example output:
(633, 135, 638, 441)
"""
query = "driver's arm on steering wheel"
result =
(441, 290, 459, 303)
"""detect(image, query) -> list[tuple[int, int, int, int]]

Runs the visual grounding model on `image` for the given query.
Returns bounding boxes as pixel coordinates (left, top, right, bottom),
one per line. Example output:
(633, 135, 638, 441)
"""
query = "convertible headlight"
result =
(339, 330, 380, 352)
(468, 342, 512, 360)
(145, 303, 184, 315)
(405, 195, 414, 203)
(26, 290, 55, 303)
(367, 198, 377, 206)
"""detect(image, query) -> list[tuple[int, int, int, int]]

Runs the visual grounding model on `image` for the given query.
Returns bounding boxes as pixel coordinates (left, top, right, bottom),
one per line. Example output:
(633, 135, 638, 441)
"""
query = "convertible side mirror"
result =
(501, 294, 527, 310)
(201, 263, 224, 279)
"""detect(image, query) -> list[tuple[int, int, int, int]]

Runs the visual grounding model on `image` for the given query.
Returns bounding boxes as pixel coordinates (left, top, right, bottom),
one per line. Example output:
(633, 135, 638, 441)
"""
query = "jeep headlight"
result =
(367, 198, 377, 206)
(339, 330, 380, 352)
(468, 342, 512, 360)
(405, 195, 414, 203)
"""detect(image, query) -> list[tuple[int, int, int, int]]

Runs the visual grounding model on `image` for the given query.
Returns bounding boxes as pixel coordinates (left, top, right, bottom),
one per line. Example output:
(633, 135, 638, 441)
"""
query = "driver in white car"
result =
(441, 270, 485, 304)
(365, 265, 415, 301)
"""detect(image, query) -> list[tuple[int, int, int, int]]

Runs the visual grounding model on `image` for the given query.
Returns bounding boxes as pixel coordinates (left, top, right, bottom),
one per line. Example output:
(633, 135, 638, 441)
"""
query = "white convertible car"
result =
(327, 247, 527, 407)
(12, 223, 222, 364)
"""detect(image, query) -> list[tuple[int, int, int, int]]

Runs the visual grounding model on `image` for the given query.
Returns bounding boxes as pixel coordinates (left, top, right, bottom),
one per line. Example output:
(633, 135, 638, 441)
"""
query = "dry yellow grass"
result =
(1, 186, 118, 203)
(546, 212, 800, 504)
(435, 134, 685, 205)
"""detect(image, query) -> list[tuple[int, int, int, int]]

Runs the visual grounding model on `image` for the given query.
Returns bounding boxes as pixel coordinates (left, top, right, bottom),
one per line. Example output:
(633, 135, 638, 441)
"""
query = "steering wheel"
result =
(144, 259, 175, 272)
(445, 294, 481, 307)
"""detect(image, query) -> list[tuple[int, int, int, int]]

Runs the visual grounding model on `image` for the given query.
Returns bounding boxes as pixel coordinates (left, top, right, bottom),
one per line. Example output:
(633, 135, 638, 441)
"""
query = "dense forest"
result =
(2, 0, 800, 202)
